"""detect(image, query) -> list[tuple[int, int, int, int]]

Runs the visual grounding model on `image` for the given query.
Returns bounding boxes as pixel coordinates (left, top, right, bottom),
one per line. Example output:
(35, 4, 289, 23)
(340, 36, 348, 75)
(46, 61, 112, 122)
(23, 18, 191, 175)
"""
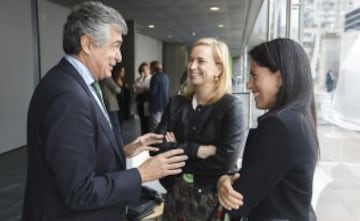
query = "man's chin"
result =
(102, 72, 112, 79)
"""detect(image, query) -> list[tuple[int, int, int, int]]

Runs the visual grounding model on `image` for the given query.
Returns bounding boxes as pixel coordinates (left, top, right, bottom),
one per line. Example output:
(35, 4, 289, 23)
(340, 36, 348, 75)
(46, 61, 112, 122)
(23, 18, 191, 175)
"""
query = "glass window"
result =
(290, 0, 302, 41)
(269, 0, 288, 39)
(248, 0, 268, 49)
(303, 0, 360, 129)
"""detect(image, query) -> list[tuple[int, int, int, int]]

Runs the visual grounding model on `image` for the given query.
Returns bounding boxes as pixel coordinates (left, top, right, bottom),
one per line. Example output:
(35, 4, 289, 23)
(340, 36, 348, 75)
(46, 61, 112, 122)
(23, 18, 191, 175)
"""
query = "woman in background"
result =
(135, 62, 152, 134)
(114, 65, 131, 123)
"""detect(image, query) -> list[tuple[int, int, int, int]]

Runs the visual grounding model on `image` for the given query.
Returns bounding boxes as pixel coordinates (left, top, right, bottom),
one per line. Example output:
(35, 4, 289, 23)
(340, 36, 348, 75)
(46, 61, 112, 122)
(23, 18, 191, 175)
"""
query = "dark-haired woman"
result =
(217, 38, 319, 221)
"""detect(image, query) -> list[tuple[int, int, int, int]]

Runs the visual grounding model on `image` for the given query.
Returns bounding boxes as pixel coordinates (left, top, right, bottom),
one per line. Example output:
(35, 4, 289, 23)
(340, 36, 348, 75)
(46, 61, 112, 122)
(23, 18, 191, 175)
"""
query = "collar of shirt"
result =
(64, 55, 111, 124)
(143, 75, 152, 87)
(65, 55, 95, 86)
(192, 96, 199, 110)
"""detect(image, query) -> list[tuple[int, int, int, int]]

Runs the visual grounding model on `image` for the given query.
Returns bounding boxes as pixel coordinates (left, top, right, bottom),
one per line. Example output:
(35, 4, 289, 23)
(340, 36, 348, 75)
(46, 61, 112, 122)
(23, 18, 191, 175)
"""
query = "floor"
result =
(313, 125, 360, 221)
(0, 117, 359, 221)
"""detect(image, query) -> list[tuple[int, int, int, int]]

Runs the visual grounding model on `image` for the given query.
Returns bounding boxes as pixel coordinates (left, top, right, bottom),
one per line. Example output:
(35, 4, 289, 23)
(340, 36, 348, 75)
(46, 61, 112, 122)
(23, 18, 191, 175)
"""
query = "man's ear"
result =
(80, 34, 92, 55)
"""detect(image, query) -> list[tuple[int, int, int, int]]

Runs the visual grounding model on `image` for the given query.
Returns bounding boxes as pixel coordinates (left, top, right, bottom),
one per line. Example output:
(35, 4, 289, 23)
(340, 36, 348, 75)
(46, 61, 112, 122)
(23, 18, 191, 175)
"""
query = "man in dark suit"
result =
(22, 2, 187, 221)
(149, 61, 169, 131)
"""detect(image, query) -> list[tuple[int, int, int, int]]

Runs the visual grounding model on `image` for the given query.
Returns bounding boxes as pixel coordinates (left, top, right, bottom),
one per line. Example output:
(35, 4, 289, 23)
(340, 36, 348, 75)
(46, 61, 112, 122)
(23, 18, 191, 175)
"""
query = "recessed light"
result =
(218, 24, 224, 28)
(192, 32, 196, 36)
(210, 6, 220, 11)
(168, 34, 172, 38)
(148, 24, 155, 29)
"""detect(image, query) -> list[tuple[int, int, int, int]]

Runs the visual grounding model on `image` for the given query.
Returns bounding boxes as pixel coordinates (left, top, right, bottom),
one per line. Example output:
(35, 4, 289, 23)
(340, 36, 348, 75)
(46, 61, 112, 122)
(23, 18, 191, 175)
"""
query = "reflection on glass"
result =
(290, 0, 301, 41)
(248, 0, 268, 49)
(302, 0, 360, 129)
(269, 0, 287, 39)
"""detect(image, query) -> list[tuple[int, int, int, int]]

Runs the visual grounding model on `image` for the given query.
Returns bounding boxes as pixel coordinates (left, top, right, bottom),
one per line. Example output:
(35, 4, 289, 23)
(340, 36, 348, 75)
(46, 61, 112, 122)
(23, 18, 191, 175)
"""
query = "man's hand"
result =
(124, 133, 163, 158)
(137, 148, 188, 182)
(217, 173, 244, 211)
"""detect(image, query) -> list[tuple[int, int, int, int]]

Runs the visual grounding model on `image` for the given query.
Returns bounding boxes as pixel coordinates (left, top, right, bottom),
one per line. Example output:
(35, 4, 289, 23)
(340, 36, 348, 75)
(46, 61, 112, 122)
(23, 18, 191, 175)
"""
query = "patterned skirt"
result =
(162, 176, 225, 221)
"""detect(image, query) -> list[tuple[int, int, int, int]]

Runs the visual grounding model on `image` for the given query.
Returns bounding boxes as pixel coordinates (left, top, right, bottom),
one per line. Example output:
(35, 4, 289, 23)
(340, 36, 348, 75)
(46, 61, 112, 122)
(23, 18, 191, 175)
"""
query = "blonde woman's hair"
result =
(183, 38, 232, 104)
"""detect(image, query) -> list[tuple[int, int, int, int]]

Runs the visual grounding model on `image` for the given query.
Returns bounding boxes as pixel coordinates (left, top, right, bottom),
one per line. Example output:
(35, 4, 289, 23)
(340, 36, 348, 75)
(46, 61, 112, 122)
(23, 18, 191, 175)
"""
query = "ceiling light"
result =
(168, 34, 172, 38)
(192, 32, 196, 36)
(148, 24, 155, 29)
(210, 6, 220, 11)
(218, 24, 224, 28)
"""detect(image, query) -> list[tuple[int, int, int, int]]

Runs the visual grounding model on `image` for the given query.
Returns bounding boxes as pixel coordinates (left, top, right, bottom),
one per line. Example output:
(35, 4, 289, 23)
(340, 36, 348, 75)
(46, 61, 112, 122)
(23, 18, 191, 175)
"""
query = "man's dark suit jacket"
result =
(149, 71, 169, 113)
(22, 58, 142, 221)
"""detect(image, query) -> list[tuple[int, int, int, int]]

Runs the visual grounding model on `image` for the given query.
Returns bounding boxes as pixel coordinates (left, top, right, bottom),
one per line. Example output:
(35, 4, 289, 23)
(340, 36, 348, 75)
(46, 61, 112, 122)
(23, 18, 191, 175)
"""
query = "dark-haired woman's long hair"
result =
(249, 38, 320, 158)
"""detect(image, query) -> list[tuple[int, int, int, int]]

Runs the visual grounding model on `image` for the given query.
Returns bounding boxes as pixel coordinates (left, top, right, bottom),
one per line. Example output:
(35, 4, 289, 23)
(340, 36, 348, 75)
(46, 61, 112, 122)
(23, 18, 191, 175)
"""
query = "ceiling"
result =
(50, 0, 264, 57)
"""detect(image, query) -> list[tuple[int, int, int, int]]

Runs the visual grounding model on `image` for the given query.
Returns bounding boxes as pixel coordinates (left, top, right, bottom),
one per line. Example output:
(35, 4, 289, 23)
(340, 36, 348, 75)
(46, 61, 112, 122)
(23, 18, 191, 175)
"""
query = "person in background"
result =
(100, 77, 122, 136)
(135, 62, 152, 134)
(217, 38, 319, 221)
(177, 69, 188, 95)
(114, 65, 131, 122)
(149, 60, 169, 131)
(22, 2, 188, 221)
(325, 69, 335, 93)
(152, 38, 245, 220)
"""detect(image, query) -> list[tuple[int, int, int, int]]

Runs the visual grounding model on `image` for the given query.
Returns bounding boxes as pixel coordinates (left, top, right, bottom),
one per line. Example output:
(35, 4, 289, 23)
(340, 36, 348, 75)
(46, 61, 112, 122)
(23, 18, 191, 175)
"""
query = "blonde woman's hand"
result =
(165, 131, 177, 143)
(197, 145, 216, 159)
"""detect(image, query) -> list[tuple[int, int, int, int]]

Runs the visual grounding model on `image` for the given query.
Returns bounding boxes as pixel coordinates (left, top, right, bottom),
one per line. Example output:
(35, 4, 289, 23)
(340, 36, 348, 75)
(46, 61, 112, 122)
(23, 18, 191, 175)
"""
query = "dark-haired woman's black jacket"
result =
(152, 94, 246, 189)
(229, 109, 318, 221)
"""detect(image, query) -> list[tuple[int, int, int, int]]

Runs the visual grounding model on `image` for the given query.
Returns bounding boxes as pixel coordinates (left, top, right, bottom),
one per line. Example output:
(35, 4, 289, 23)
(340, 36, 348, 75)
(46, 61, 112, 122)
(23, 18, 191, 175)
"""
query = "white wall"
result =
(38, 0, 69, 76)
(134, 33, 162, 80)
(0, 0, 70, 154)
(0, 0, 34, 153)
(0, 0, 164, 154)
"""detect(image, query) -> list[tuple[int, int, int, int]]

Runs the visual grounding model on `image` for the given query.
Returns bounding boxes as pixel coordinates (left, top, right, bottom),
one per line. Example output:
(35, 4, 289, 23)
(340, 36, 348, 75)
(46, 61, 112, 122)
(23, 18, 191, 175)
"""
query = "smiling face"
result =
(187, 44, 221, 89)
(247, 60, 282, 110)
(83, 25, 123, 80)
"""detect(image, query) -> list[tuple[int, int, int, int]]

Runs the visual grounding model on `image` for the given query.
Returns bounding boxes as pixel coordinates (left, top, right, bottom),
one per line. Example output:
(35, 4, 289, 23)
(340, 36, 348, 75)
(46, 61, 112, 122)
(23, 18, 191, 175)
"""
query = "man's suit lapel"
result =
(58, 58, 126, 167)
(98, 119, 126, 167)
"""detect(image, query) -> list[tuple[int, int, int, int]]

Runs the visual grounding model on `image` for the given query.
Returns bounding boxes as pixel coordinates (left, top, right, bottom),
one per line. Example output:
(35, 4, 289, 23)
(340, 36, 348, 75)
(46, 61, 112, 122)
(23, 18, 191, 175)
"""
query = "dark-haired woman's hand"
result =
(217, 173, 243, 211)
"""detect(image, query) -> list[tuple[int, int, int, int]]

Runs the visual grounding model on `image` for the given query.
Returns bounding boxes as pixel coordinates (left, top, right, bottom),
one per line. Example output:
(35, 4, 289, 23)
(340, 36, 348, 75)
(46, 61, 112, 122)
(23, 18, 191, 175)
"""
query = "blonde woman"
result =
(152, 38, 246, 220)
